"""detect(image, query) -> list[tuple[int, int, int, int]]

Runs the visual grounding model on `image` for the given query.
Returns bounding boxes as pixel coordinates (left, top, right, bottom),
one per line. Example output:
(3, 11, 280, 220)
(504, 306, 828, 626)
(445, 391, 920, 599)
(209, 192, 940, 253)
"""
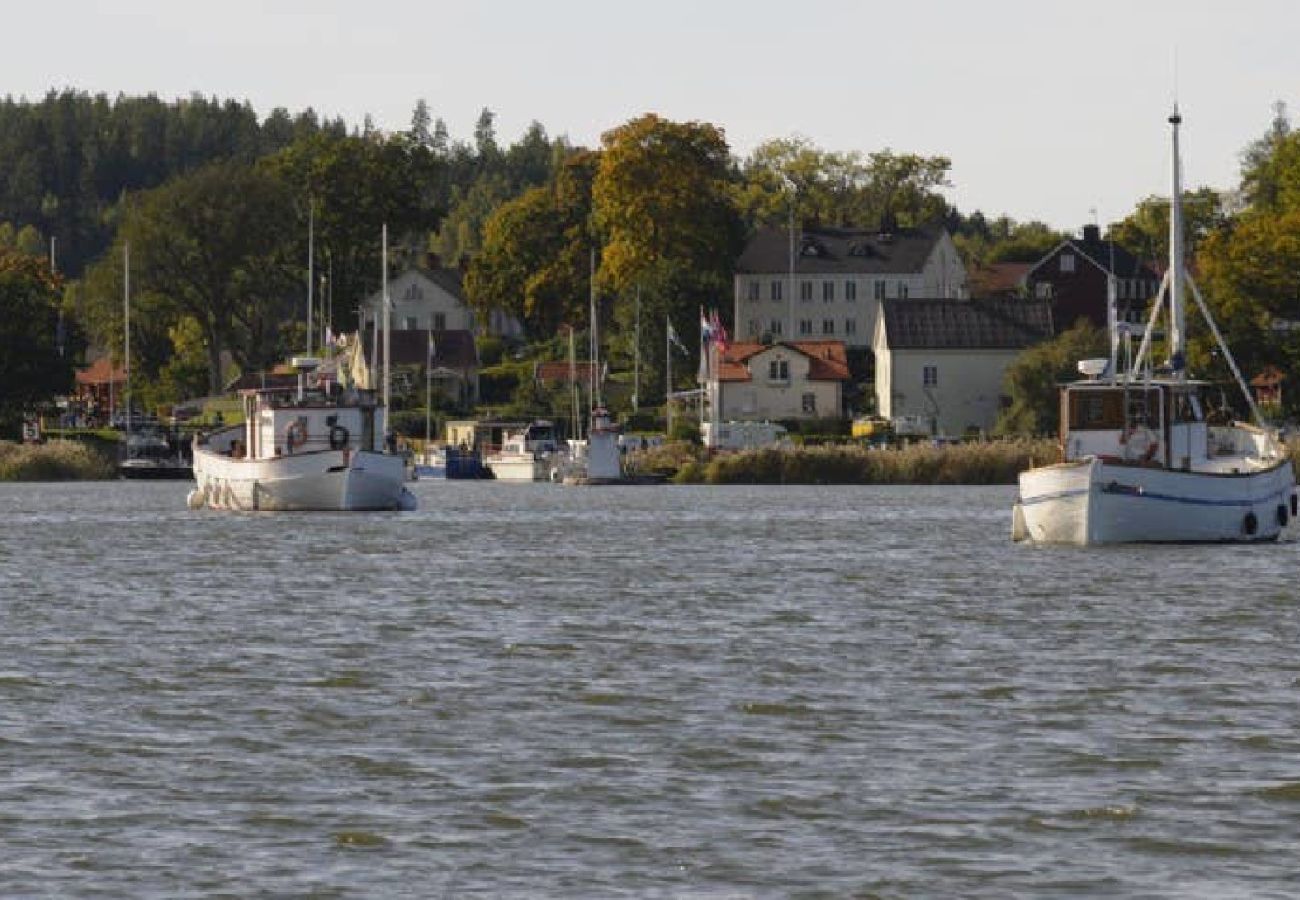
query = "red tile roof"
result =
(75, 356, 126, 385)
(534, 360, 602, 385)
(715, 340, 850, 382)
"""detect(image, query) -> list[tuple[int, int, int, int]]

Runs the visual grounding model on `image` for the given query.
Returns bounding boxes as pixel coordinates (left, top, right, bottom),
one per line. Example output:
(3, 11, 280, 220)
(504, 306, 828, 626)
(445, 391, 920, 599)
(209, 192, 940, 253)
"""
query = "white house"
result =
(733, 223, 968, 350)
(359, 266, 523, 339)
(873, 298, 1053, 436)
(708, 339, 851, 422)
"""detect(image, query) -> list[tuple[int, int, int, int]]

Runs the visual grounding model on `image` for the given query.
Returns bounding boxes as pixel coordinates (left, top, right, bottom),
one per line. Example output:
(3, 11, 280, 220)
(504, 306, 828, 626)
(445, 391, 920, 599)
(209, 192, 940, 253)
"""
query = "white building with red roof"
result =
(707, 339, 851, 422)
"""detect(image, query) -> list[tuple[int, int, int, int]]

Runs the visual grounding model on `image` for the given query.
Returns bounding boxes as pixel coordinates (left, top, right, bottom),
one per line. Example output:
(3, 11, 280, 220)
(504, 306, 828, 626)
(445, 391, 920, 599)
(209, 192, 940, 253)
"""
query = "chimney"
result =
(1082, 224, 1101, 243)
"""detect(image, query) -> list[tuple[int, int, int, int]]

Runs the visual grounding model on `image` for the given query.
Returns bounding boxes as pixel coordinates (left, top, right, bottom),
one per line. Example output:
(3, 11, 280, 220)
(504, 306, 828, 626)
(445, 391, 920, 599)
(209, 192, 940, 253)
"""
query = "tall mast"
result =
(589, 249, 598, 411)
(382, 224, 391, 414)
(1168, 106, 1186, 375)
(307, 201, 314, 357)
(633, 285, 641, 412)
(124, 241, 131, 432)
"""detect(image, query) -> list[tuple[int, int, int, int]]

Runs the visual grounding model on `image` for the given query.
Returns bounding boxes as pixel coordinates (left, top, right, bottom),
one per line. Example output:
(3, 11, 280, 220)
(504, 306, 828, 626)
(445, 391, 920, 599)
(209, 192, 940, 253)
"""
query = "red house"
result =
(1023, 225, 1160, 330)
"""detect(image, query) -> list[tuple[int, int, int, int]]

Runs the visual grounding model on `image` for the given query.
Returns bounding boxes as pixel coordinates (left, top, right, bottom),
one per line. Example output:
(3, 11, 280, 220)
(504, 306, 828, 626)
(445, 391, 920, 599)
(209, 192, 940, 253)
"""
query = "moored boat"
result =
(483, 420, 560, 482)
(1013, 108, 1296, 545)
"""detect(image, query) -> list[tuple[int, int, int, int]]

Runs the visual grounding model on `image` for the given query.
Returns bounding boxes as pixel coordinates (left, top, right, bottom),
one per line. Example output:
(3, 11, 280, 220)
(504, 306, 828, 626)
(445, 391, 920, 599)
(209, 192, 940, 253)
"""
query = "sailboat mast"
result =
(665, 317, 673, 437)
(569, 326, 580, 441)
(1168, 107, 1186, 375)
(633, 285, 640, 412)
(123, 241, 130, 431)
(382, 224, 391, 415)
(307, 201, 314, 357)
(589, 249, 598, 410)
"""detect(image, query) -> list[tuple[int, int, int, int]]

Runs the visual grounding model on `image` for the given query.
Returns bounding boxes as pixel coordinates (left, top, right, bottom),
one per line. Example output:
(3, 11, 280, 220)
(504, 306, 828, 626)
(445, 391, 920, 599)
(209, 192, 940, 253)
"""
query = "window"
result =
(433, 312, 446, 330)
(845, 318, 857, 335)
(800, 281, 813, 301)
(822, 281, 834, 302)
(770, 280, 783, 301)
(845, 280, 857, 301)
(748, 318, 761, 336)
(403, 284, 424, 300)
(768, 359, 789, 381)
(769, 319, 783, 335)
(799, 319, 813, 335)
(1060, 253, 1075, 273)
(747, 281, 760, 301)
(802, 393, 817, 414)
(404, 316, 419, 331)
(1034, 282, 1054, 300)
(923, 365, 938, 387)
(822, 318, 835, 334)
(874, 281, 886, 301)
(898, 282, 909, 299)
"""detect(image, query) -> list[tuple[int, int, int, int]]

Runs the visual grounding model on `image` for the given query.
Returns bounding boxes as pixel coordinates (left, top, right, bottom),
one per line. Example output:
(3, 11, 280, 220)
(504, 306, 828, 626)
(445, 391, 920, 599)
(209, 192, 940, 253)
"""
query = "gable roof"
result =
(736, 224, 946, 276)
(363, 266, 466, 307)
(969, 261, 1031, 297)
(361, 328, 478, 369)
(716, 340, 851, 382)
(1026, 237, 1158, 281)
(880, 298, 1053, 350)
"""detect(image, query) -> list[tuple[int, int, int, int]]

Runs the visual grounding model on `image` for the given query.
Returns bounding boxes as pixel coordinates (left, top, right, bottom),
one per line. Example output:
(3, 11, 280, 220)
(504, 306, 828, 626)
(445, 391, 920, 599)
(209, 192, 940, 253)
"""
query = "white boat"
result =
(119, 427, 193, 480)
(1013, 108, 1296, 545)
(189, 225, 415, 512)
(190, 362, 415, 511)
(484, 420, 560, 482)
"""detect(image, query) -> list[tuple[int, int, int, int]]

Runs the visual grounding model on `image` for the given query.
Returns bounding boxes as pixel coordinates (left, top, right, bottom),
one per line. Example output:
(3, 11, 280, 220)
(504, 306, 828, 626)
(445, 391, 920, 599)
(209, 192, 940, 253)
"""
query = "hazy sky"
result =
(13, 0, 1299, 232)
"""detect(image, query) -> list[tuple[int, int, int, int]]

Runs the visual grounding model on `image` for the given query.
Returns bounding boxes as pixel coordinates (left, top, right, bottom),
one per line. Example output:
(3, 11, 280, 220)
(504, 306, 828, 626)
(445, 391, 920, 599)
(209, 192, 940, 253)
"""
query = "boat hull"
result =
(1016, 457, 1296, 545)
(192, 446, 414, 511)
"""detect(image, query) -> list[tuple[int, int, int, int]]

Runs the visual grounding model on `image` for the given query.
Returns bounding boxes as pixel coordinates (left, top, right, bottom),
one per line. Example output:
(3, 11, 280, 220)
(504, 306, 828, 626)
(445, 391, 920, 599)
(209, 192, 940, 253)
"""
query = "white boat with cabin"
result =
(1013, 108, 1296, 545)
(484, 420, 560, 482)
(190, 358, 416, 511)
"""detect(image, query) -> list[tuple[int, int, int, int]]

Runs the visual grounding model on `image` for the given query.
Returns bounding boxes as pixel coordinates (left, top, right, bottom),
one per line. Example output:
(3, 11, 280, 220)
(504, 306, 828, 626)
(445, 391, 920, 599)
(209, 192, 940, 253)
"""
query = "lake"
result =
(3, 480, 1300, 897)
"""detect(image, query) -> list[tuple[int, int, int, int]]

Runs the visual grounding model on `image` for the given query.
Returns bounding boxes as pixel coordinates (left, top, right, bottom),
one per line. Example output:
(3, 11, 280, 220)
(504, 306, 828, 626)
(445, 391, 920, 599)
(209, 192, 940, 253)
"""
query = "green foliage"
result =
(1107, 188, 1224, 264)
(0, 251, 84, 437)
(736, 137, 952, 230)
(594, 114, 745, 400)
(80, 162, 298, 396)
(995, 320, 1108, 436)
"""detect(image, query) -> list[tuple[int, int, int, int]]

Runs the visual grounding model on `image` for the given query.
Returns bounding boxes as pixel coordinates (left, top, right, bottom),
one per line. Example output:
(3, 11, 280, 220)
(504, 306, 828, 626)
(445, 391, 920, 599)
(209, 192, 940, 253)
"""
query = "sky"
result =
(12, 0, 1300, 233)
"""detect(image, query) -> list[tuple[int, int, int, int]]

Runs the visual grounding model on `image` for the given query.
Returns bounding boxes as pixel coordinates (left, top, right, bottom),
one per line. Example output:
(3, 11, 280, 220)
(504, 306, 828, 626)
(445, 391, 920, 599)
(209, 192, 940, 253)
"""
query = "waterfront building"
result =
(873, 298, 1053, 436)
(1022, 224, 1160, 330)
(708, 339, 851, 422)
(732, 223, 967, 350)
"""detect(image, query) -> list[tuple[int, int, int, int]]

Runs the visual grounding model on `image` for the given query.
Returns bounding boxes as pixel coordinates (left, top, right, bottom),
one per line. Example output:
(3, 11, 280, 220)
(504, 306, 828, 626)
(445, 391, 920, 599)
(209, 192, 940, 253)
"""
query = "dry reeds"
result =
(0, 440, 116, 481)
(672, 438, 1060, 485)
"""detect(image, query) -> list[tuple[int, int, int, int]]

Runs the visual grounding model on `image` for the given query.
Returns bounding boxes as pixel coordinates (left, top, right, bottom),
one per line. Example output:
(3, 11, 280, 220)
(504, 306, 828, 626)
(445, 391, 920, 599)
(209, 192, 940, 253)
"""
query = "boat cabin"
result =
(1061, 375, 1270, 473)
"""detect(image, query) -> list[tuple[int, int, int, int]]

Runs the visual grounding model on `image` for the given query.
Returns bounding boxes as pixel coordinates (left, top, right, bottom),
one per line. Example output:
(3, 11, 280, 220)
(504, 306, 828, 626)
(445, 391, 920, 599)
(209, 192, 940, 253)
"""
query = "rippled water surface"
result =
(4, 480, 1300, 897)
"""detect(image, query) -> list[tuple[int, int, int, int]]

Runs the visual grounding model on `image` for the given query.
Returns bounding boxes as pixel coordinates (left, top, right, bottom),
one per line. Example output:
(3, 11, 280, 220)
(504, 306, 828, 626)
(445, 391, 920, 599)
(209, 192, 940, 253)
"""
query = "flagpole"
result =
(425, 332, 432, 458)
(382, 223, 391, 418)
(633, 285, 641, 412)
(666, 317, 673, 438)
(124, 241, 130, 432)
(307, 200, 314, 357)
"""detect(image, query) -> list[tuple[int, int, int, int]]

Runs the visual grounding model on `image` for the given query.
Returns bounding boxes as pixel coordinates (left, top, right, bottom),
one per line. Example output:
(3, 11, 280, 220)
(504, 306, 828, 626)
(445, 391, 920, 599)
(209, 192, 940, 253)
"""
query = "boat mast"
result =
(589, 249, 599, 412)
(1168, 106, 1186, 376)
(633, 285, 640, 412)
(123, 241, 130, 433)
(306, 200, 314, 357)
(382, 223, 391, 415)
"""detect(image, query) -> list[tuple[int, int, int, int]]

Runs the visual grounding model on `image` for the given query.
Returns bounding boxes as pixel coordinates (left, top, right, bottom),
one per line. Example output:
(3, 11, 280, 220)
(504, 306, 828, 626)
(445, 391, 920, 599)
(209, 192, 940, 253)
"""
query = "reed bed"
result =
(0, 440, 116, 481)
(671, 438, 1061, 485)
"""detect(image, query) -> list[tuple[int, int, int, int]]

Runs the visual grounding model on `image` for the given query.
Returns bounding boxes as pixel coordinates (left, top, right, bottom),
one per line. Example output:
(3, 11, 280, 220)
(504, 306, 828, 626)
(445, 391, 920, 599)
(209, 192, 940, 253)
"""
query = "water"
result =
(3, 480, 1300, 897)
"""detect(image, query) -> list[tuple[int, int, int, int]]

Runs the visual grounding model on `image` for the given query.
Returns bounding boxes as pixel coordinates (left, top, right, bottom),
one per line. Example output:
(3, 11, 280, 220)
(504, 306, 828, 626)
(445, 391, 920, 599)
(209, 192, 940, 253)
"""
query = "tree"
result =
(0, 251, 83, 436)
(465, 151, 599, 336)
(80, 162, 298, 395)
(1107, 188, 1225, 266)
(409, 99, 432, 148)
(995, 320, 1107, 436)
(592, 114, 745, 398)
